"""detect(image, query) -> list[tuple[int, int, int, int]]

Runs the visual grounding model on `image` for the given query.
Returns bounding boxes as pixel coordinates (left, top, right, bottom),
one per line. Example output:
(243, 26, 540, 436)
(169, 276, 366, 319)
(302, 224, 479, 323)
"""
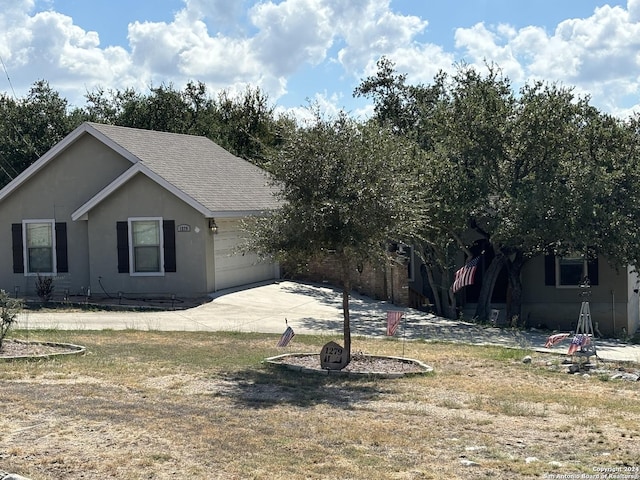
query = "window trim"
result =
(22, 219, 57, 276)
(555, 254, 588, 288)
(128, 217, 165, 277)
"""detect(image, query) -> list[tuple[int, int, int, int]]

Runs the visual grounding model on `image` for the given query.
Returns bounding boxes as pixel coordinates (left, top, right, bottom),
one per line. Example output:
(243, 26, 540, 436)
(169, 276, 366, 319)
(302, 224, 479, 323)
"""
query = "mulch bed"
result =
(267, 353, 432, 376)
(0, 339, 84, 359)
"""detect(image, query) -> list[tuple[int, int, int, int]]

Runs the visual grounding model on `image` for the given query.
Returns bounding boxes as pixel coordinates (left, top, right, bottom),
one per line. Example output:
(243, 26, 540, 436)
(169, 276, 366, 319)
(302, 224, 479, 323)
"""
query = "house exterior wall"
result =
(0, 135, 132, 296)
(626, 267, 640, 337)
(205, 219, 216, 293)
(83, 173, 211, 297)
(520, 255, 633, 337)
(0, 127, 282, 300)
(289, 255, 410, 306)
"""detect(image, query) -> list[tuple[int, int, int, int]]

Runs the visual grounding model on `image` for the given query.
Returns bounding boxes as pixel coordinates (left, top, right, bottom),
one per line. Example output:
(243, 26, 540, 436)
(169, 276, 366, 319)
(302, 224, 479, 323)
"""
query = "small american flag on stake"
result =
(451, 257, 480, 294)
(544, 333, 570, 348)
(567, 334, 590, 355)
(386, 311, 404, 336)
(277, 325, 295, 347)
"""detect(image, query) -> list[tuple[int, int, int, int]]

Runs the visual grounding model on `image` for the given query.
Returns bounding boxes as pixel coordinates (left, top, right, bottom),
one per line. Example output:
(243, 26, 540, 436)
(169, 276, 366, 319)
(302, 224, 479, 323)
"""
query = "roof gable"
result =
(0, 122, 281, 216)
(86, 123, 281, 215)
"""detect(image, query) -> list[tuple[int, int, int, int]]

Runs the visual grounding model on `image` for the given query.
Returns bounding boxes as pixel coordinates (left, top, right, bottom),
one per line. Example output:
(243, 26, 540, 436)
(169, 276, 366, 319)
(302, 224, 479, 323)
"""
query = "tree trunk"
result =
(474, 252, 506, 322)
(339, 253, 353, 366)
(447, 283, 457, 319)
(424, 264, 443, 316)
(342, 282, 352, 365)
(505, 251, 524, 327)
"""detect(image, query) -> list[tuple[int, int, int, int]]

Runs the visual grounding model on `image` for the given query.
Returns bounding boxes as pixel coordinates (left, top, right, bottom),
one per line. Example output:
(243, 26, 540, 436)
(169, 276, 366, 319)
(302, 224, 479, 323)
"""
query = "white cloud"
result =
(278, 90, 343, 124)
(454, 22, 524, 81)
(249, 0, 334, 75)
(452, 3, 640, 117)
(0, 4, 135, 104)
(184, 0, 246, 27)
(629, 0, 640, 21)
(1, 0, 639, 118)
(332, 0, 428, 74)
(126, 3, 287, 99)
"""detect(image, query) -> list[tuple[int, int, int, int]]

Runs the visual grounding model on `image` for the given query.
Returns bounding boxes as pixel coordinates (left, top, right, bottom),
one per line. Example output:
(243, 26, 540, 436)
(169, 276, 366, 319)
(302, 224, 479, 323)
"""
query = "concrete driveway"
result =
(15, 280, 640, 364)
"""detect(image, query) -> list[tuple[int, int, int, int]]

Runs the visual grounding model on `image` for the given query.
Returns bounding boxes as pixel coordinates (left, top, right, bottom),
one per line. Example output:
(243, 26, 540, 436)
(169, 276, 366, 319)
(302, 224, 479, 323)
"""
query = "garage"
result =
(213, 218, 279, 291)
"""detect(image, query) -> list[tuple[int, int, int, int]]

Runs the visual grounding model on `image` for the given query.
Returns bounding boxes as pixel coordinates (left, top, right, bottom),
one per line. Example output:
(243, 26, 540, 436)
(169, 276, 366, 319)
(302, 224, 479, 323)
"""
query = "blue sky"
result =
(0, 0, 637, 120)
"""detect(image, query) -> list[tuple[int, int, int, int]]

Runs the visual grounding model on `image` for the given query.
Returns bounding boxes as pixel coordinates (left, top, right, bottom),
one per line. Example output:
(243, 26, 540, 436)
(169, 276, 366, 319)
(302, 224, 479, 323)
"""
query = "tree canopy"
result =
(0, 80, 81, 186)
(244, 110, 420, 364)
(356, 58, 640, 322)
(0, 80, 290, 187)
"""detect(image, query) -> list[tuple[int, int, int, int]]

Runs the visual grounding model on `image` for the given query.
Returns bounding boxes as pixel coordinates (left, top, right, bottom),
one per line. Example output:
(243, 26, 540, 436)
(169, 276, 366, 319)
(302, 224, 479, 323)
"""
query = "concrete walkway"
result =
(15, 280, 640, 364)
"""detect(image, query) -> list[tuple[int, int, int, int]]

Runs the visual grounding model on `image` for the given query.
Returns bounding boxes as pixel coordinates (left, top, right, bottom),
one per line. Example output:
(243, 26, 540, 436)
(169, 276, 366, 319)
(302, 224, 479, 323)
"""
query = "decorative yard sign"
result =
(320, 341, 349, 370)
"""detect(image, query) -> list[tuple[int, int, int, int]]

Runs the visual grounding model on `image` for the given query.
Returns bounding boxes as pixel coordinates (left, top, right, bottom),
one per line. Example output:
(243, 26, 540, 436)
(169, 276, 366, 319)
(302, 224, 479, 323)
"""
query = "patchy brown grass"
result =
(1, 331, 639, 480)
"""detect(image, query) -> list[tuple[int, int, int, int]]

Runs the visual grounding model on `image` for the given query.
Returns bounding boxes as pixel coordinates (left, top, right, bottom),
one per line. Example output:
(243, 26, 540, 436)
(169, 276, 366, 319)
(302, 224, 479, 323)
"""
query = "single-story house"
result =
(409, 239, 640, 337)
(0, 122, 281, 300)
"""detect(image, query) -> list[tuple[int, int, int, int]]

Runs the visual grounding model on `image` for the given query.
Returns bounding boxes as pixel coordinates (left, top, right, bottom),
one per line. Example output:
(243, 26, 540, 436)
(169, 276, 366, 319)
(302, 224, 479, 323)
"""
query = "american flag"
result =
(544, 333, 570, 348)
(567, 334, 590, 355)
(386, 311, 404, 336)
(451, 257, 480, 293)
(277, 326, 295, 347)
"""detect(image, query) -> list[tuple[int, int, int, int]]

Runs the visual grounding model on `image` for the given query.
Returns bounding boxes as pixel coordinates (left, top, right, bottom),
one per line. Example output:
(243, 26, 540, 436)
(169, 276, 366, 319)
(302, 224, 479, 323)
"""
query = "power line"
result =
(0, 54, 17, 99)
(0, 54, 31, 181)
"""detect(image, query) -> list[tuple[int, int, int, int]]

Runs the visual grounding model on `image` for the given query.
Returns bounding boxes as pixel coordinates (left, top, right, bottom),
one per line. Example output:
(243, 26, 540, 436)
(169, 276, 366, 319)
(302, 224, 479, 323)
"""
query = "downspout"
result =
(611, 289, 616, 337)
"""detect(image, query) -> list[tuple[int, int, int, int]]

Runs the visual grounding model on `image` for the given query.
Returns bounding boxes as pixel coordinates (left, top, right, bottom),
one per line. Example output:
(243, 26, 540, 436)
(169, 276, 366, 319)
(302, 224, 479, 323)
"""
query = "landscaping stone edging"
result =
(263, 353, 434, 378)
(0, 340, 86, 361)
(1, 471, 32, 480)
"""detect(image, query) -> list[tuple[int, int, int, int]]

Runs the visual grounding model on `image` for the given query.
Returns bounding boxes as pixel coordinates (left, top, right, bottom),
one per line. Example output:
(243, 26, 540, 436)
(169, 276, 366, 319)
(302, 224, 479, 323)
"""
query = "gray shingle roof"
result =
(87, 122, 281, 214)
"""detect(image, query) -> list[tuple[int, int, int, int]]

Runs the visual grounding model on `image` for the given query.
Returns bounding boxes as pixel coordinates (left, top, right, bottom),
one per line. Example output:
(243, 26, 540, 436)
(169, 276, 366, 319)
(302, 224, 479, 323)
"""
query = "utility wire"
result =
(0, 53, 38, 182)
(0, 54, 17, 99)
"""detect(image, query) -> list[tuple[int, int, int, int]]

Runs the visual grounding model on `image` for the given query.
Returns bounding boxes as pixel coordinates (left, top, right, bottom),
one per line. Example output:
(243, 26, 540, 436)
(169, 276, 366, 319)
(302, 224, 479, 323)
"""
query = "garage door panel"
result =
(214, 223, 278, 291)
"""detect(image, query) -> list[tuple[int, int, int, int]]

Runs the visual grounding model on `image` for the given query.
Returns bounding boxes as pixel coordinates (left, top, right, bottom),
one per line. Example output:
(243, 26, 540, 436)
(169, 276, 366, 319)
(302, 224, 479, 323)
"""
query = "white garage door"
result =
(214, 221, 278, 291)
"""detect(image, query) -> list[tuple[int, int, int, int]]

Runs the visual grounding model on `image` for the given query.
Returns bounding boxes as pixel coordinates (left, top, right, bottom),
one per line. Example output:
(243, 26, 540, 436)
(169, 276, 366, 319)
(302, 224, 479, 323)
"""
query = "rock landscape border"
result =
(0, 339, 86, 361)
(264, 352, 434, 378)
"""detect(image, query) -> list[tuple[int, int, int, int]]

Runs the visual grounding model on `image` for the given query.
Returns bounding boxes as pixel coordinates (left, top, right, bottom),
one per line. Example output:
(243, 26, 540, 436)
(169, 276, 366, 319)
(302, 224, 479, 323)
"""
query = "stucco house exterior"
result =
(409, 242, 640, 338)
(0, 122, 281, 300)
(520, 254, 639, 337)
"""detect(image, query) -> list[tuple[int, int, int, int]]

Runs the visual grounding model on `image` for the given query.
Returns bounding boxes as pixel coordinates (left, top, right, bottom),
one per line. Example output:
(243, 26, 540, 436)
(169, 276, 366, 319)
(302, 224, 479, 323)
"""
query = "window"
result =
(117, 218, 176, 275)
(11, 221, 68, 275)
(129, 218, 163, 275)
(558, 254, 586, 286)
(25, 221, 55, 273)
(545, 252, 598, 287)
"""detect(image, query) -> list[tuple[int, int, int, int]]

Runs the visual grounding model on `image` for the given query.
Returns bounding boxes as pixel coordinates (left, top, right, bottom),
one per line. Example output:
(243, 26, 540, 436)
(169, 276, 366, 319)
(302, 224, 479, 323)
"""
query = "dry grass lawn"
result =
(1, 330, 639, 479)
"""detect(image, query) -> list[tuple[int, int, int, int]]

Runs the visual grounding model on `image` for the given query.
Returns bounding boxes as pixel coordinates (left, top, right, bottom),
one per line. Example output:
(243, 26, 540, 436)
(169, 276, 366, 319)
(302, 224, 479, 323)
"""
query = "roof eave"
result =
(71, 163, 215, 221)
(210, 209, 277, 218)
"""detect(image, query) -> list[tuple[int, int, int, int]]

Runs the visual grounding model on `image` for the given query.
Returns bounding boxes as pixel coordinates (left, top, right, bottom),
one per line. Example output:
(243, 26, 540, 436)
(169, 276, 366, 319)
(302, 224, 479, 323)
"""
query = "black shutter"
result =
(117, 221, 129, 273)
(11, 223, 24, 274)
(163, 220, 176, 272)
(587, 257, 599, 286)
(544, 254, 555, 286)
(55, 222, 68, 273)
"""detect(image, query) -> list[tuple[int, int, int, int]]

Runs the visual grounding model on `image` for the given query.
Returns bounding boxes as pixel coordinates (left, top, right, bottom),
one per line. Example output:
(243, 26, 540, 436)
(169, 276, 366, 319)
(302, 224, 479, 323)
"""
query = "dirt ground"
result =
(1, 333, 640, 480)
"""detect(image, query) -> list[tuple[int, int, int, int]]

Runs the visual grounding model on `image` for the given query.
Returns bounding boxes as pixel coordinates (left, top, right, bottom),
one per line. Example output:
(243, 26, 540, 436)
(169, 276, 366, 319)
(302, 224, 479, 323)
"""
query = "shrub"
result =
(35, 274, 54, 302)
(0, 289, 24, 350)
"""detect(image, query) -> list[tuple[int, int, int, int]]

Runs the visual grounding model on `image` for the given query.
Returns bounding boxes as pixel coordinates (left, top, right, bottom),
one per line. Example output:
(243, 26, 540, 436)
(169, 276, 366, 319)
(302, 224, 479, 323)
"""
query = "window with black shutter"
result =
(11, 221, 68, 275)
(117, 221, 130, 273)
(163, 220, 176, 272)
(117, 218, 176, 275)
(11, 223, 24, 274)
(544, 252, 599, 287)
(55, 223, 68, 273)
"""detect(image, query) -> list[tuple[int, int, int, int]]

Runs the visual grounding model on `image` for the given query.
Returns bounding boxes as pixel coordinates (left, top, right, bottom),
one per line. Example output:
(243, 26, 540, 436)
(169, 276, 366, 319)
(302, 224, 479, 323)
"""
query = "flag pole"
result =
(401, 313, 407, 366)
